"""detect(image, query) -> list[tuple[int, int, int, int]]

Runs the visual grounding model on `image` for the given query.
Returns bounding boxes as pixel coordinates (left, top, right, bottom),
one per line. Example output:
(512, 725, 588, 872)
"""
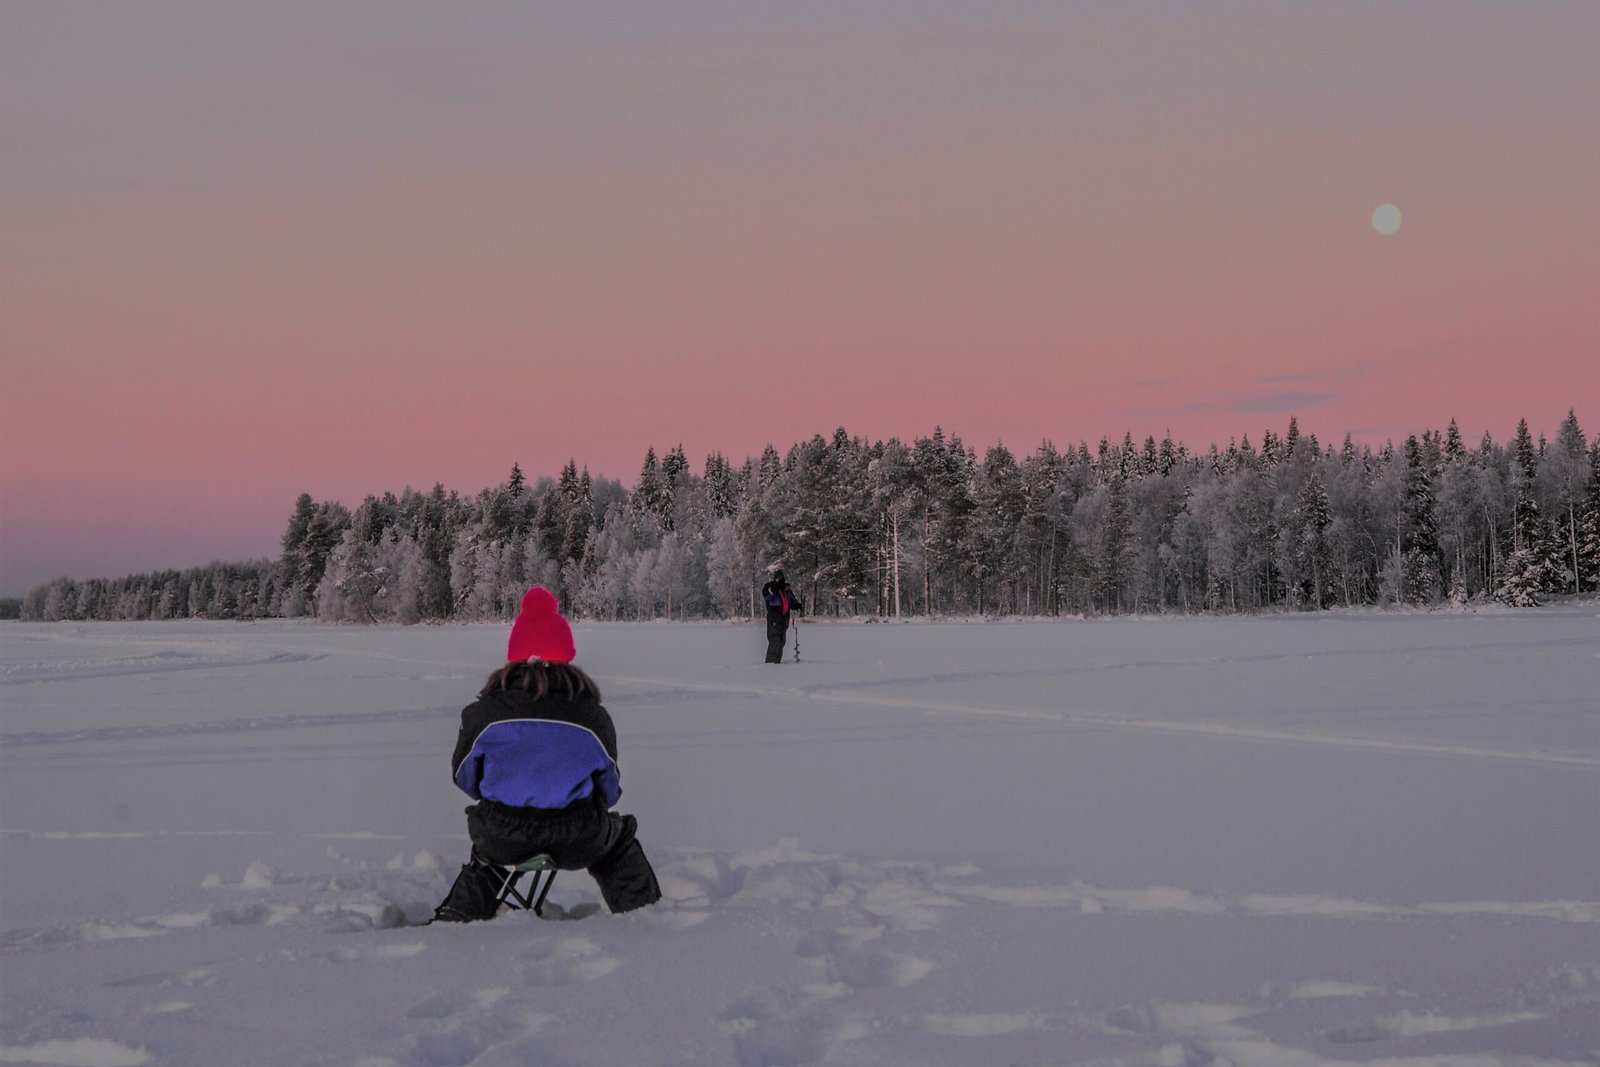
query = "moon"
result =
(1372, 204, 1402, 236)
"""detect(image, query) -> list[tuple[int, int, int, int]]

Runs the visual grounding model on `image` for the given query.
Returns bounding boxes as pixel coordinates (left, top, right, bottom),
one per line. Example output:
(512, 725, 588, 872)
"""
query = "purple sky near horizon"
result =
(2, 3, 1597, 595)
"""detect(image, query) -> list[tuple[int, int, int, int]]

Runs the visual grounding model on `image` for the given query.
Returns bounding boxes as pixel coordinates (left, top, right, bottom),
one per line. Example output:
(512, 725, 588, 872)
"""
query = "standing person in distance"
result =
(761, 569, 804, 664)
(433, 587, 661, 922)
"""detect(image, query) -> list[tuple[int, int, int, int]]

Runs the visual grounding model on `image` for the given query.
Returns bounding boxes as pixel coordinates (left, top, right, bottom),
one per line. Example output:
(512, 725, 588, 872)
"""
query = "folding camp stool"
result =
(494, 853, 557, 916)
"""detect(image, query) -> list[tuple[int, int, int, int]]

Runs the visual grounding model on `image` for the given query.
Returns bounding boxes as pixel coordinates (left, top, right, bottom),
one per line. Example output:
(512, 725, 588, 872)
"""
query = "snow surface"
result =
(2, 608, 1598, 1066)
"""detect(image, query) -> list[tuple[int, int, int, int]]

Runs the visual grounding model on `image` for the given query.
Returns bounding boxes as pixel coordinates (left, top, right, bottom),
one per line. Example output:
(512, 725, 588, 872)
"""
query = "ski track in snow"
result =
(7, 678, 1590, 770)
(607, 673, 1600, 769)
(1, 706, 453, 749)
(778, 631, 1600, 694)
(2, 839, 1597, 1066)
(0, 649, 326, 686)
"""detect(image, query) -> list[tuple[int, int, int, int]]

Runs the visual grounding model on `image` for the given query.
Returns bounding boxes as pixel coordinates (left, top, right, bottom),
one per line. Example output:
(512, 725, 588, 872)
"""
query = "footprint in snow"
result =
(328, 941, 427, 963)
(829, 948, 934, 989)
(513, 936, 621, 986)
(103, 966, 216, 990)
(720, 988, 868, 1067)
(399, 986, 552, 1067)
(406, 987, 509, 1021)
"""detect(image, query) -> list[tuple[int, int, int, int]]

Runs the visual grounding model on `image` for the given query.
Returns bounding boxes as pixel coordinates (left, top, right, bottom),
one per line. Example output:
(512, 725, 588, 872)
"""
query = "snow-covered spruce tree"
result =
(1544, 409, 1589, 593)
(1313, 436, 1360, 606)
(480, 483, 517, 549)
(315, 528, 386, 623)
(447, 527, 497, 620)
(1192, 466, 1241, 612)
(554, 468, 602, 612)
(153, 575, 182, 620)
(1509, 418, 1540, 558)
(1294, 472, 1334, 609)
(1495, 547, 1545, 607)
(1017, 440, 1066, 615)
(525, 489, 565, 605)
(558, 461, 595, 565)
(1436, 419, 1481, 602)
(1049, 442, 1097, 614)
(43, 580, 75, 621)
(626, 444, 690, 543)
(729, 474, 778, 618)
(284, 500, 350, 618)
(777, 434, 831, 611)
(661, 445, 690, 533)
(1128, 446, 1187, 613)
(912, 428, 975, 615)
(631, 447, 665, 534)
(71, 579, 101, 619)
(1162, 481, 1208, 613)
(702, 452, 738, 522)
(316, 501, 405, 621)
(236, 571, 261, 621)
(1400, 435, 1440, 605)
(391, 484, 456, 621)
(279, 494, 317, 616)
(495, 537, 530, 619)
(1269, 426, 1321, 610)
(808, 429, 876, 615)
(1574, 438, 1600, 595)
(1234, 435, 1287, 611)
(841, 436, 881, 613)
(1094, 454, 1133, 614)
(1496, 419, 1560, 605)
(187, 573, 211, 618)
(966, 444, 1025, 615)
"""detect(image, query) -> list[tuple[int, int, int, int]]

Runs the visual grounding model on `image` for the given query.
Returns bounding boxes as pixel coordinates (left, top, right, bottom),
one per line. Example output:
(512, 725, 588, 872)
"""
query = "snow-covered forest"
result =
(20, 413, 1600, 624)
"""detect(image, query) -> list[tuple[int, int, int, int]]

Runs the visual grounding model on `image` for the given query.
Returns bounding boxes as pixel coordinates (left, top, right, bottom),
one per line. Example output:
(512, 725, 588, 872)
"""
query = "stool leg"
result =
(532, 870, 556, 916)
(497, 868, 531, 910)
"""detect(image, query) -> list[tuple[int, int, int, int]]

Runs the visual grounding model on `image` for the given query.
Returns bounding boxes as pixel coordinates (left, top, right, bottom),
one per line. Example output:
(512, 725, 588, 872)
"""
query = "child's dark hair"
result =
(480, 661, 601, 702)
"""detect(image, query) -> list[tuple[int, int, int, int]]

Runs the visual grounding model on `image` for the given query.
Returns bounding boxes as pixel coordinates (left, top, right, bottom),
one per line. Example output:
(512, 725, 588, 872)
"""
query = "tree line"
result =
(19, 411, 1599, 624)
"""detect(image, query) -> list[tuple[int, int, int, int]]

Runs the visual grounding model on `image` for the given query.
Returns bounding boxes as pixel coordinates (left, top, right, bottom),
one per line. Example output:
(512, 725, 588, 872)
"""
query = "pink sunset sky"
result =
(2, 4, 1596, 595)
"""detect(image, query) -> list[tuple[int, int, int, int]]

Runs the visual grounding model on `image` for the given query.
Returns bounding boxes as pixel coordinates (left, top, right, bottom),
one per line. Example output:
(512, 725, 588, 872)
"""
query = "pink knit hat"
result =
(506, 587, 576, 664)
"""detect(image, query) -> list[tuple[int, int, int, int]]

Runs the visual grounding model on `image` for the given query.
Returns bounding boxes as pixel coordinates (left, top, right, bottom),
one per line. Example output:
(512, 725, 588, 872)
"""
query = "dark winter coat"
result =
(761, 581, 802, 622)
(451, 688, 621, 811)
(437, 680, 661, 919)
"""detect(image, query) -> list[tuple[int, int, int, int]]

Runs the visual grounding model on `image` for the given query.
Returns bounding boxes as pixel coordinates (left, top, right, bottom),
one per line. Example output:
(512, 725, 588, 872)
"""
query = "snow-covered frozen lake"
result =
(3, 608, 1598, 1066)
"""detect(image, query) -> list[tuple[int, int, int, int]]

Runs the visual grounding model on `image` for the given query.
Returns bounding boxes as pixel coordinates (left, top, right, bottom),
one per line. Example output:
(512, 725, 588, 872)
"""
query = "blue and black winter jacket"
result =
(450, 688, 621, 811)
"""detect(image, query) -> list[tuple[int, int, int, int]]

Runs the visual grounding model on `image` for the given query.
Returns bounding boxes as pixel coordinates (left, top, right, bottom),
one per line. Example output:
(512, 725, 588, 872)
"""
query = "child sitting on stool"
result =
(433, 587, 661, 921)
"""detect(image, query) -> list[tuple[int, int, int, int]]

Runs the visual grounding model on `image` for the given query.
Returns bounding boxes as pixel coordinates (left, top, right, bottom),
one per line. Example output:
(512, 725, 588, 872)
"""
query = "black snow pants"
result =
(434, 797, 661, 921)
(765, 612, 789, 663)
